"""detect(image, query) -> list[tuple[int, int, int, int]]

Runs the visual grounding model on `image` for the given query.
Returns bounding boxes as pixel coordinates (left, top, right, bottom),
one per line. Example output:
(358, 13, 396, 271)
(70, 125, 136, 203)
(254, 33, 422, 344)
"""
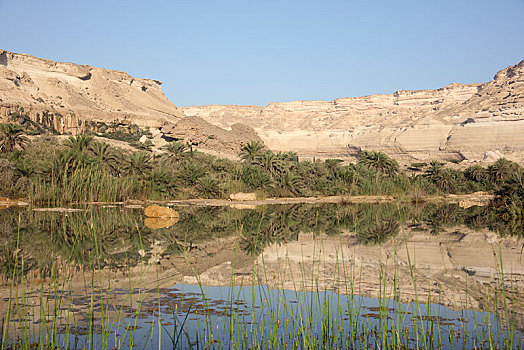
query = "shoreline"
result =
(0, 192, 494, 210)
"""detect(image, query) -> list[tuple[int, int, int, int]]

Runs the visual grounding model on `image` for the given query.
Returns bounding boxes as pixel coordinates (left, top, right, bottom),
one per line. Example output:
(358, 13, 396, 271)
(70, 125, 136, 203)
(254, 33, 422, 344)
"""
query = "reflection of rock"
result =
(459, 200, 484, 209)
(229, 204, 257, 210)
(144, 205, 179, 218)
(254, 230, 524, 328)
(229, 192, 257, 201)
(144, 217, 179, 229)
(0, 197, 29, 209)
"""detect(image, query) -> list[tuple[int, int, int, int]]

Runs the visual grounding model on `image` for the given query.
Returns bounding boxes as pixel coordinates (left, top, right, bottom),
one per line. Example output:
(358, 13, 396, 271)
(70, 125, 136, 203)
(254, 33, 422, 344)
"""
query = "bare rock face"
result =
(161, 116, 263, 154)
(0, 49, 186, 133)
(182, 60, 524, 163)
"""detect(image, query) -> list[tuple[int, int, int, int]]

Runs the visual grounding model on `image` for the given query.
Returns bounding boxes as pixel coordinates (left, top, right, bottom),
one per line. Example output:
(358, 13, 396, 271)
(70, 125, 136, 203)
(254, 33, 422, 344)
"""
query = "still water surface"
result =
(0, 202, 522, 348)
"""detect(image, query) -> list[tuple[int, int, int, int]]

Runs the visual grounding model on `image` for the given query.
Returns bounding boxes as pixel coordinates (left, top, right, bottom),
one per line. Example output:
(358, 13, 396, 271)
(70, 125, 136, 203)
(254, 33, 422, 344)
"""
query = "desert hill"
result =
(0, 49, 260, 154)
(183, 60, 524, 163)
(1, 49, 523, 163)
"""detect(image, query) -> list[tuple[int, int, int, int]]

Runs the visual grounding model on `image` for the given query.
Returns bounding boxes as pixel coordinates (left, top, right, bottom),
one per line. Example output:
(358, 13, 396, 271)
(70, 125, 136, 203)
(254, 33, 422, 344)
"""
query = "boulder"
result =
(229, 192, 257, 201)
(144, 205, 179, 218)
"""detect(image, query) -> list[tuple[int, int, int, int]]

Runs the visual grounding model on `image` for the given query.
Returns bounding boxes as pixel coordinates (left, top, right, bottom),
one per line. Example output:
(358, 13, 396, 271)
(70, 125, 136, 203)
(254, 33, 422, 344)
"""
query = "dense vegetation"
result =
(0, 124, 522, 221)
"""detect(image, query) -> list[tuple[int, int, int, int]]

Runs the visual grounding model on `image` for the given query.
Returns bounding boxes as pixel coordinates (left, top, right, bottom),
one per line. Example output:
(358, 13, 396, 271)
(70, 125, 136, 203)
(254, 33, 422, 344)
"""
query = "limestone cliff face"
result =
(0, 50, 263, 155)
(0, 49, 186, 134)
(182, 60, 524, 163)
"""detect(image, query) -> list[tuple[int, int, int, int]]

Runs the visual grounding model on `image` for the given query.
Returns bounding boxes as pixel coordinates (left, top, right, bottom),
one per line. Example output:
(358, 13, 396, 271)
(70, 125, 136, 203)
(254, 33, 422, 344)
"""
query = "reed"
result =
(0, 208, 522, 349)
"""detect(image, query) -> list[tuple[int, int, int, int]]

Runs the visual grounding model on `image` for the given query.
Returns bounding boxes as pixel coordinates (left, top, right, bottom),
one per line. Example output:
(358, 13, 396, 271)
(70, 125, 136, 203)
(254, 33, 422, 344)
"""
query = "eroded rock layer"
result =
(182, 60, 524, 163)
(0, 49, 262, 155)
(0, 49, 186, 133)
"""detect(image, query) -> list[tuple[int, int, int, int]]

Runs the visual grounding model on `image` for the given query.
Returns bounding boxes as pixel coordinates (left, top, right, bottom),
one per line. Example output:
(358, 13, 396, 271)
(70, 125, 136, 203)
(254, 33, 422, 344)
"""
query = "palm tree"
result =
(0, 124, 29, 152)
(282, 151, 299, 163)
(254, 151, 285, 177)
(177, 162, 207, 186)
(196, 176, 221, 198)
(63, 134, 94, 153)
(163, 141, 188, 166)
(432, 168, 458, 193)
(464, 165, 487, 182)
(424, 160, 445, 179)
(487, 158, 518, 183)
(239, 141, 266, 163)
(63, 134, 94, 166)
(357, 151, 399, 176)
(124, 151, 152, 176)
(89, 141, 120, 173)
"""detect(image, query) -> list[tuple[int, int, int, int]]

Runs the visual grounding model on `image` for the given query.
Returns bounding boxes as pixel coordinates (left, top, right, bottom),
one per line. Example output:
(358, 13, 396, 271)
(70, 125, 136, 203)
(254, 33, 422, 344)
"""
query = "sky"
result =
(0, 0, 523, 106)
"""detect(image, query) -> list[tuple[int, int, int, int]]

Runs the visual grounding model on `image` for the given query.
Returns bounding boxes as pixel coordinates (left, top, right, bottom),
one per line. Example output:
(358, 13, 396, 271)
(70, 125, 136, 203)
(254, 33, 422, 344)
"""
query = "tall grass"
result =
(1, 224, 522, 349)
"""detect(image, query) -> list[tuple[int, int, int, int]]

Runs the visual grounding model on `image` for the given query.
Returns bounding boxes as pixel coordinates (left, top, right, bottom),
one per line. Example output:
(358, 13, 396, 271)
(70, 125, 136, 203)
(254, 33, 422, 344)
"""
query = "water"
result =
(0, 202, 522, 348)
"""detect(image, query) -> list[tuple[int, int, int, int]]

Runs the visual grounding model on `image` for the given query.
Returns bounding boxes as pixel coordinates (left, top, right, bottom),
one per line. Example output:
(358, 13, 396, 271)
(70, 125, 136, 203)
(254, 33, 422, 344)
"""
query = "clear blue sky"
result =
(1, 0, 523, 106)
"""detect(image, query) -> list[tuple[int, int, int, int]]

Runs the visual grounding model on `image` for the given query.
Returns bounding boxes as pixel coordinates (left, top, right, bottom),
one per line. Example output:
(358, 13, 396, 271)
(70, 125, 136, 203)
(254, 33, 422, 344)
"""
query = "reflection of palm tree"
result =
(239, 141, 266, 163)
(0, 123, 29, 152)
(357, 218, 399, 245)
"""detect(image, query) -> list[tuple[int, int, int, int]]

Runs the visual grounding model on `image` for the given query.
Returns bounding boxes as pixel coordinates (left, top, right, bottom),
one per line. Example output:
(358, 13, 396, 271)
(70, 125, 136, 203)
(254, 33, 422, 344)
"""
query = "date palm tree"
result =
(358, 150, 399, 185)
(177, 162, 207, 186)
(89, 141, 120, 174)
(357, 151, 399, 177)
(254, 151, 285, 177)
(124, 151, 152, 176)
(63, 134, 94, 166)
(163, 141, 188, 166)
(464, 164, 487, 182)
(487, 158, 518, 183)
(0, 123, 29, 152)
(239, 141, 266, 163)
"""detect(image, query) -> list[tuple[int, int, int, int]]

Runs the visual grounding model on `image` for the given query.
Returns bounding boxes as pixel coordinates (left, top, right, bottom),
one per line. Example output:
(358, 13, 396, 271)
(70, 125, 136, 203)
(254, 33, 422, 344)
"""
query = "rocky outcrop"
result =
(0, 49, 186, 134)
(2, 49, 522, 162)
(0, 49, 265, 156)
(182, 61, 524, 163)
(161, 116, 263, 154)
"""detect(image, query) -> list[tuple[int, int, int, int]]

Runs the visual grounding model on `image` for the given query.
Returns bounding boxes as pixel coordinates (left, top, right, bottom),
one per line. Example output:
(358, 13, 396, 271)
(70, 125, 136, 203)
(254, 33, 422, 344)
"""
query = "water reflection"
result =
(0, 202, 522, 280)
(0, 202, 523, 347)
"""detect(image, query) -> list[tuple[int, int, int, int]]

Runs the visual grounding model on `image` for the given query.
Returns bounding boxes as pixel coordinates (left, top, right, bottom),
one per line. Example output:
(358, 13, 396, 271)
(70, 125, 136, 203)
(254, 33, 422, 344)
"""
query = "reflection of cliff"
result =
(192, 229, 524, 329)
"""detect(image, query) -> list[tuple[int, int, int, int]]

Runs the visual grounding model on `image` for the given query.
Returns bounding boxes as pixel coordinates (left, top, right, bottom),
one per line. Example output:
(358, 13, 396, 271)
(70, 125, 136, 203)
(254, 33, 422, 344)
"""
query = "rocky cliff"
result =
(182, 60, 524, 163)
(0, 49, 187, 133)
(0, 49, 261, 154)
(2, 49, 522, 162)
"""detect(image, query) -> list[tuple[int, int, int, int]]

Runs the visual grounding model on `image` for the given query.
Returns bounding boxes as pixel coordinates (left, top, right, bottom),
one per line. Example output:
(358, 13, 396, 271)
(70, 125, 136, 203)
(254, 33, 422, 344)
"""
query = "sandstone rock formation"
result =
(183, 60, 524, 163)
(0, 49, 185, 133)
(161, 116, 263, 154)
(2, 49, 522, 162)
(0, 49, 263, 156)
(229, 192, 257, 201)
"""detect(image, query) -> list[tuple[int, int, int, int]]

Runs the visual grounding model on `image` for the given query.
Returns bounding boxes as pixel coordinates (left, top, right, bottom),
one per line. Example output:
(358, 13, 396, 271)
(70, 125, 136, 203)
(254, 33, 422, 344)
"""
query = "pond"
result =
(0, 202, 522, 349)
